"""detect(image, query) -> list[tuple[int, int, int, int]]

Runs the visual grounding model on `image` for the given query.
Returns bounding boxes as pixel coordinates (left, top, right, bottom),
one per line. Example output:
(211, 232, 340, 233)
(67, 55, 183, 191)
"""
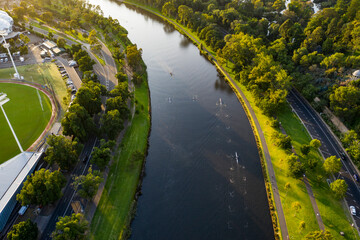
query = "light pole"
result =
(0, 30, 20, 79)
(0, 93, 23, 152)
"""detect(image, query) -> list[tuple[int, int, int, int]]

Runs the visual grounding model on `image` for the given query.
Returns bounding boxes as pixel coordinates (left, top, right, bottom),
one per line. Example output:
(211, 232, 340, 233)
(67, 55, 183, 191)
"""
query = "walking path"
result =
(123, 3, 289, 238)
(303, 176, 325, 230)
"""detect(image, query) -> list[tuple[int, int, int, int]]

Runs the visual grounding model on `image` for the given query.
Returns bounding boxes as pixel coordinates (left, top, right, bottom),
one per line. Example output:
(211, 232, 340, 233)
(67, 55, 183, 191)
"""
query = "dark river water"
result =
(87, 1, 274, 239)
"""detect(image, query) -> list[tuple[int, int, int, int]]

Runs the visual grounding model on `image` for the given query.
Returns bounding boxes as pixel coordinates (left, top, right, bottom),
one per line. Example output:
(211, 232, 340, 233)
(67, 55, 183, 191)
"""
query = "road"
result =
(288, 89, 360, 234)
(30, 26, 78, 46)
(40, 137, 97, 240)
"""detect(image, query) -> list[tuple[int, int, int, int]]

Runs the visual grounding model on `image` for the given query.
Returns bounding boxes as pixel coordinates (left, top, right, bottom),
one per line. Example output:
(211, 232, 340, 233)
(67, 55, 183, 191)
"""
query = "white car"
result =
(350, 206, 356, 216)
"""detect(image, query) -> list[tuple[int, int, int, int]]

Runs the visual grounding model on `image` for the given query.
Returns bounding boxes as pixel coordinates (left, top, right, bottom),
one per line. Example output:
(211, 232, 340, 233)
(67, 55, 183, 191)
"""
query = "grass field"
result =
(0, 83, 52, 164)
(0, 63, 68, 112)
(90, 82, 150, 240)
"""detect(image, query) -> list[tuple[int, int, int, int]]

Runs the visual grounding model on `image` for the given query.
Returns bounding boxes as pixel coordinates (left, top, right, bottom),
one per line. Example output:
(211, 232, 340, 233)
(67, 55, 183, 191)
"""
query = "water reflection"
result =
(214, 76, 233, 94)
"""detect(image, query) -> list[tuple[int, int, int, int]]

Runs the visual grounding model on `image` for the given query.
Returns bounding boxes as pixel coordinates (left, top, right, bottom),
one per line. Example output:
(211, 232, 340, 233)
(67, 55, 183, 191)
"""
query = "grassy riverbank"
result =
(123, 1, 358, 239)
(90, 81, 150, 239)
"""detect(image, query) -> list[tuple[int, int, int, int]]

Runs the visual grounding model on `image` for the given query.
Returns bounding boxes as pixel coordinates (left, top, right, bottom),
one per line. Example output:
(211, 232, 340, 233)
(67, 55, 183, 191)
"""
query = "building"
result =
(353, 70, 360, 79)
(0, 152, 43, 232)
(0, 10, 13, 35)
(42, 40, 57, 51)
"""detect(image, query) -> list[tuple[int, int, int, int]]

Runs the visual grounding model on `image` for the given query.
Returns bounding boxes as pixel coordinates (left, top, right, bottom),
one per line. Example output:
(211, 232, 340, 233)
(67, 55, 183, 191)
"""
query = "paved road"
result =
(288, 89, 360, 234)
(31, 26, 78, 46)
(56, 57, 82, 90)
(40, 137, 97, 240)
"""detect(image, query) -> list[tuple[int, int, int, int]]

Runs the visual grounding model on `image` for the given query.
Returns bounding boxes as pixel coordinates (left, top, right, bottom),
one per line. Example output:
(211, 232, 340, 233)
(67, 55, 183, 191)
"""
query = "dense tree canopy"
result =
(17, 169, 66, 206)
(7, 219, 38, 240)
(72, 166, 103, 200)
(52, 213, 88, 240)
(45, 135, 79, 170)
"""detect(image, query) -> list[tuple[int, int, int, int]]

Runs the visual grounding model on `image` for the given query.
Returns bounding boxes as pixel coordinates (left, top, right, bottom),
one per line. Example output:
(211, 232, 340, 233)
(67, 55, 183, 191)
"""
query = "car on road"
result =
(340, 152, 346, 161)
(354, 174, 359, 182)
(350, 206, 356, 216)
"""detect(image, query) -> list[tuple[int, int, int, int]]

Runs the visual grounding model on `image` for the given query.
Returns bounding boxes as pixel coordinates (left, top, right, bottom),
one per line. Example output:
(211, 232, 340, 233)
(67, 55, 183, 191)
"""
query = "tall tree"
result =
(52, 213, 88, 240)
(330, 179, 348, 199)
(7, 219, 38, 240)
(323, 156, 342, 175)
(91, 140, 114, 171)
(16, 169, 66, 206)
(72, 166, 103, 200)
(45, 135, 79, 170)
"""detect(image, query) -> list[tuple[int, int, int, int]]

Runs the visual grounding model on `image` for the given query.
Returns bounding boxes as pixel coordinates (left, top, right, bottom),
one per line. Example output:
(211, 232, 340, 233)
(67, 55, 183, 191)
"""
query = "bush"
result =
(272, 131, 292, 150)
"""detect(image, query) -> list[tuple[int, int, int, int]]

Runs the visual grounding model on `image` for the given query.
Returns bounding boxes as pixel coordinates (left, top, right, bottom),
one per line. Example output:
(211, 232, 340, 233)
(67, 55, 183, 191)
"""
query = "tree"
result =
(16, 169, 66, 206)
(300, 144, 311, 156)
(299, 221, 306, 231)
(178, 5, 193, 25)
(57, 37, 66, 48)
(330, 179, 348, 199)
(7, 219, 38, 240)
(91, 140, 114, 171)
(45, 135, 79, 170)
(292, 201, 301, 216)
(52, 213, 88, 240)
(19, 45, 28, 55)
(126, 44, 142, 70)
(72, 166, 103, 200)
(310, 139, 321, 149)
(101, 109, 124, 140)
(304, 230, 333, 239)
(286, 154, 304, 178)
(87, 29, 98, 45)
(330, 86, 360, 125)
(48, 31, 54, 40)
(272, 132, 292, 150)
(74, 81, 102, 115)
(323, 156, 341, 175)
(62, 103, 96, 142)
(78, 55, 95, 72)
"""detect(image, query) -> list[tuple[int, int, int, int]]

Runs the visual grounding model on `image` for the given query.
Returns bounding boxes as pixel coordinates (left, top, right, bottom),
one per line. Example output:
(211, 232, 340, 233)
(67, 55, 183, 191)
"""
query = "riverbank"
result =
(90, 77, 150, 240)
(121, 1, 358, 239)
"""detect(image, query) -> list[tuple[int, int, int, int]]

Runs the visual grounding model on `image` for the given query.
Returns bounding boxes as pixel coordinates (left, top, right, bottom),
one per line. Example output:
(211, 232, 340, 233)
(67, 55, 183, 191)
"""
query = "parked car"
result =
(71, 94, 76, 101)
(60, 70, 67, 74)
(350, 206, 356, 216)
(66, 79, 73, 85)
(61, 73, 68, 78)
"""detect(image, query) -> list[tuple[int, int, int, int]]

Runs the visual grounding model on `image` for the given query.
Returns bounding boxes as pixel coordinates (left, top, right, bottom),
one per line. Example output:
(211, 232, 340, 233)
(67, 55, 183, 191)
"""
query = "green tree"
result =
(47, 31, 54, 40)
(300, 144, 311, 156)
(57, 37, 66, 48)
(178, 5, 193, 25)
(19, 45, 28, 55)
(19, 34, 30, 44)
(323, 156, 342, 174)
(115, 72, 128, 83)
(162, 2, 176, 17)
(90, 140, 114, 171)
(72, 166, 103, 200)
(61, 103, 96, 142)
(7, 219, 38, 240)
(272, 131, 292, 150)
(16, 169, 66, 206)
(304, 230, 333, 239)
(101, 109, 124, 140)
(52, 213, 88, 240)
(287, 153, 305, 178)
(330, 179, 348, 199)
(45, 135, 79, 170)
(87, 29, 98, 45)
(310, 139, 321, 149)
(78, 55, 95, 72)
(126, 44, 142, 70)
(74, 81, 102, 115)
(292, 201, 302, 216)
(330, 86, 360, 125)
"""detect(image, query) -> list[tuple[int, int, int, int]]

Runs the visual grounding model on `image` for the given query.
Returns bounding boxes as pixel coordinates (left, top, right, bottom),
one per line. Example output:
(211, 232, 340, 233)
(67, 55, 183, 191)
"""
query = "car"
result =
(82, 155, 89, 163)
(61, 73, 68, 77)
(66, 80, 73, 85)
(350, 206, 356, 216)
(60, 70, 67, 74)
(71, 94, 76, 101)
(71, 87, 77, 94)
(44, 57, 51, 61)
(354, 174, 359, 182)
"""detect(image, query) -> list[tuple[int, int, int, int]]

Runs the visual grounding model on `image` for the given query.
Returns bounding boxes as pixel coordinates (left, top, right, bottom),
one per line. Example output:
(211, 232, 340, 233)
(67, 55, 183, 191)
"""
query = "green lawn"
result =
(0, 83, 52, 163)
(90, 82, 150, 240)
(0, 63, 68, 112)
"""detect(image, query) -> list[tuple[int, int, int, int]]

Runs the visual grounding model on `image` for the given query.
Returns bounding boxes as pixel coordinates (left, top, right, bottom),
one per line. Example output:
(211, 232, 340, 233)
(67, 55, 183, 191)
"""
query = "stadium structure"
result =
(0, 93, 43, 232)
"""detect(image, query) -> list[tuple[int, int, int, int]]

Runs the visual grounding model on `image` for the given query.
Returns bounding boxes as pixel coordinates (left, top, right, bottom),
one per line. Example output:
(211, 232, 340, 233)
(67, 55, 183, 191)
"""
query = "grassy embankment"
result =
(90, 80, 150, 240)
(89, 23, 151, 239)
(124, 2, 359, 239)
(0, 63, 68, 112)
(0, 83, 52, 163)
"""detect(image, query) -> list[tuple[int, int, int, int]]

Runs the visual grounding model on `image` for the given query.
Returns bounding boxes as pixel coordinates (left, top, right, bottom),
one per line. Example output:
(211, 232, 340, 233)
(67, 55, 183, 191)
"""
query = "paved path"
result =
(124, 3, 289, 239)
(303, 176, 325, 230)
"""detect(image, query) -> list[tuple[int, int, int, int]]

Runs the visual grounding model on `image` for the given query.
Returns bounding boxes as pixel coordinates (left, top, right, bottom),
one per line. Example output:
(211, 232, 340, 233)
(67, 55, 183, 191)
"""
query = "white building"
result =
(353, 70, 360, 79)
(0, 10, 13, 35)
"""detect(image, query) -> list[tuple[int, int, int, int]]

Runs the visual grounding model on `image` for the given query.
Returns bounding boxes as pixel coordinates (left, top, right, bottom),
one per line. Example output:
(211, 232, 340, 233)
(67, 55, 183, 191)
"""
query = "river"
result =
(86, 1, 274, 239)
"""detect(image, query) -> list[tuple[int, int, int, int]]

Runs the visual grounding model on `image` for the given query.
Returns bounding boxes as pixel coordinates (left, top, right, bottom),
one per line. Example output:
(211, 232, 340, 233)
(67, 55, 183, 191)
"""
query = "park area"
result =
(0, 83, 52, 164)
